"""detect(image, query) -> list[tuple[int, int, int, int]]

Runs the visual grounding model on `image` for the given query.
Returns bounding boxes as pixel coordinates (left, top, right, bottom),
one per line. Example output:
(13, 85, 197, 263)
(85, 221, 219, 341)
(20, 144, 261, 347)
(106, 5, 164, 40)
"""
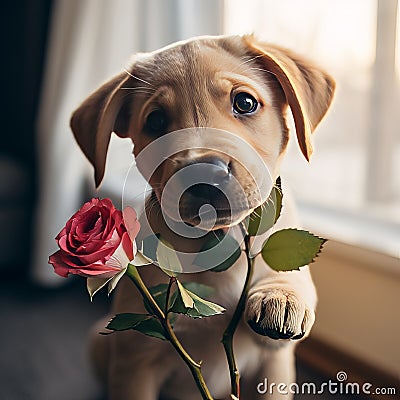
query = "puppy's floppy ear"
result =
(70, 71, 133, 187)
(243, 35, 335, 160)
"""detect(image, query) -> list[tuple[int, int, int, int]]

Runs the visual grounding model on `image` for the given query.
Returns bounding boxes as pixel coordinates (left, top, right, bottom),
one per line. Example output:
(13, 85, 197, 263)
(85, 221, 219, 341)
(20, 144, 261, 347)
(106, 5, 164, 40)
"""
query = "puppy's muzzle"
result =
(162, 156, 250, 228)
(183, 158, 231, 202)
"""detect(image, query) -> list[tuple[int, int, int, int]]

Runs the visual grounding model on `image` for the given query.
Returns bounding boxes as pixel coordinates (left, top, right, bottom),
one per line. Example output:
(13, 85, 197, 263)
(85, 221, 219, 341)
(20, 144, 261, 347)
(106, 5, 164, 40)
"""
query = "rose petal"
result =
(105, 237, 131, 270)
(50, 198, 140, 280)
(104, 209, 123, 240)
(75, 212, 101, 237)
(74, 240, 115, 262)
(49, 251, 70, 278)
(123, 207, 140, 241)
(58, 235, 74, 253)
(72, 264, 121, 277)
(55, 251, 122, 277)
(55, 226, 67, 241)
(121, 232, 134, 261)
(99, 198, 114, 209)
(59, 252, 82, 268)
(79, 198, 100, 214)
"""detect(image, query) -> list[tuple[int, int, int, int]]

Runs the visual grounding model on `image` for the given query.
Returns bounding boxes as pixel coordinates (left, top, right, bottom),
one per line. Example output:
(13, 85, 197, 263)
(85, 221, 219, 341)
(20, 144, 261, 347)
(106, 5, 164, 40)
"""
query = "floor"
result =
(0, 275, 367, 400)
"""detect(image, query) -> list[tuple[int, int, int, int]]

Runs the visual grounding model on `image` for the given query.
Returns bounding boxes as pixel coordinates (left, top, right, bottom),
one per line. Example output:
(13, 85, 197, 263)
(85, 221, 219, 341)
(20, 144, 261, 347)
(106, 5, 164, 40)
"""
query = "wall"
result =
(309, 240, 400, 378)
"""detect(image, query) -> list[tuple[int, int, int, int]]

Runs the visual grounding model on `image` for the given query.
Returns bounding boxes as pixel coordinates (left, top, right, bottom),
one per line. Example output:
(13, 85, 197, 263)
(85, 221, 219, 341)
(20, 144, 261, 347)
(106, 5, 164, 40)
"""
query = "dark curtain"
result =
(0, 1, 53, 273)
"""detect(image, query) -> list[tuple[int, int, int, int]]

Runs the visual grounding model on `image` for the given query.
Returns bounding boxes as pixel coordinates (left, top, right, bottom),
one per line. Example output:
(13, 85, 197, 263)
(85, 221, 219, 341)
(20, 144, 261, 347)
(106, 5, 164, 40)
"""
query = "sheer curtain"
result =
(33, 0, 223, 285)
(224, 0, 400, 257)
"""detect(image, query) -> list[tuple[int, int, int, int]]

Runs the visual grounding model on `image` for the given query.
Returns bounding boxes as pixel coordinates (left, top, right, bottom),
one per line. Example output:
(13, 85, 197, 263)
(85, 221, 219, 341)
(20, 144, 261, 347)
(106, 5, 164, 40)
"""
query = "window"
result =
(224, 0, 400, 257)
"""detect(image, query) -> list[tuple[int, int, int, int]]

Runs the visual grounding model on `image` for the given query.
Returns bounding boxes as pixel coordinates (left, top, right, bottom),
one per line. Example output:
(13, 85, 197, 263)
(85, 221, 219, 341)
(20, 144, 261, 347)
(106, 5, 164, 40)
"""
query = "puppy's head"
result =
(71, 35, 335, 229)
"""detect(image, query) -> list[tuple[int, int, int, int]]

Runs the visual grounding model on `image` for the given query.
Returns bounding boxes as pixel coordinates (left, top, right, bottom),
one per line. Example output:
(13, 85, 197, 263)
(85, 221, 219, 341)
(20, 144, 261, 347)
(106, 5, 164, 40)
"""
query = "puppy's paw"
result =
(245, 286, 315, 341)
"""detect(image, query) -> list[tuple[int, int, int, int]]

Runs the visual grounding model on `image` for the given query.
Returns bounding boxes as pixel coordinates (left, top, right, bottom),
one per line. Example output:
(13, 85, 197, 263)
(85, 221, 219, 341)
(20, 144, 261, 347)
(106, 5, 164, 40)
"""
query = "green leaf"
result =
(187, 291, 225, 317)
(261, 229, 327, 271)
(105, 313, 168, 340)
(274, 176, 283, 223)
(194, 230, 242, 272)
(180, 282, 214, 298)
(141, 234, 159, 262)
(247, 178, 283, 236)
(170, 281, 225, 318)
(106, 313, 149, 331)
(132, 318, 168, 340)
(169, 289, 188, 315)
(247, 202, 275, 236)
(142, 282, 178, 326)
(177, 280, 194, 308)
(156, 238, 183, 277)
(143, 283, 170, 314)
(141, 234, 182, 276)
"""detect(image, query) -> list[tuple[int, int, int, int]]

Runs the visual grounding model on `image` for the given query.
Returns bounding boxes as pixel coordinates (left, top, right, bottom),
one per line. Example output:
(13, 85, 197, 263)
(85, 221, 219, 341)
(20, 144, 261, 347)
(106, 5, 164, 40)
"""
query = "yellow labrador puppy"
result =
(71, 35, 334, 400)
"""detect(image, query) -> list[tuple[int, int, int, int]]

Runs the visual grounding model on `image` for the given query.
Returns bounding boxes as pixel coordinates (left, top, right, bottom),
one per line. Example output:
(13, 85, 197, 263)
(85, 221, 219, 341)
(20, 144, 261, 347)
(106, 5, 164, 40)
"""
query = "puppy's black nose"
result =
(201, 159, 231, 185)
(183, 158, 231, 199)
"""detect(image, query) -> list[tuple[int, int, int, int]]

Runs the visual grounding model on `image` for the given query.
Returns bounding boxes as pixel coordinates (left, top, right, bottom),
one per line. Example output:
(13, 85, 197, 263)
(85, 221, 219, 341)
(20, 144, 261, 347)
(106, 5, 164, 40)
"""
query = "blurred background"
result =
(1, 0, 399, 399)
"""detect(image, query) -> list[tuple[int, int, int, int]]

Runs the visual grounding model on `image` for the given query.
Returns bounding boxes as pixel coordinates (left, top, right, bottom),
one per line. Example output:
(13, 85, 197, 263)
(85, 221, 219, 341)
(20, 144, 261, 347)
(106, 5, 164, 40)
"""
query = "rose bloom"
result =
(49, 198, 140, 279)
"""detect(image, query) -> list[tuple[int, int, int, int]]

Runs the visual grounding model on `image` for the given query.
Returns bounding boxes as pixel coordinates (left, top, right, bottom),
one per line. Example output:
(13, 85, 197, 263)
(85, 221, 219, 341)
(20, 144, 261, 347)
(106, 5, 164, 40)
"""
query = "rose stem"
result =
(221, 234, 254, 399)
(126, 264, 214, 400)
(164, 275, 176, 316)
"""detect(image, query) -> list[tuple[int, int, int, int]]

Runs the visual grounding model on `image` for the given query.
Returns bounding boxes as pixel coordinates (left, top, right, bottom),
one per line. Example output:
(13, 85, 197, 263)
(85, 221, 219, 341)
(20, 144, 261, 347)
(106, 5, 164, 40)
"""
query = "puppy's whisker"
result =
(249, 67, 274, 75)
(229, 54, 267, 75)
(146, 200, 159, 214)
(124, 69, 154, 87)
(146, 196, 163, 221)
(124, 91, 155, 97)
(120, 86, 154, 90)
(115, 92, 142, 103)
(119, 89, 155, 96)
(238, 54, 266, 67)
(145, 195, 158, 208)
(119, 87, 155, 93)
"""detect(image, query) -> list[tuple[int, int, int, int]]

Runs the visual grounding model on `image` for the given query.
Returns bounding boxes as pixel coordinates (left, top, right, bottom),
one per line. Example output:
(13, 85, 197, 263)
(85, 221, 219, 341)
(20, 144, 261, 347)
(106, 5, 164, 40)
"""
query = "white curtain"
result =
(33, 0, 223, 285)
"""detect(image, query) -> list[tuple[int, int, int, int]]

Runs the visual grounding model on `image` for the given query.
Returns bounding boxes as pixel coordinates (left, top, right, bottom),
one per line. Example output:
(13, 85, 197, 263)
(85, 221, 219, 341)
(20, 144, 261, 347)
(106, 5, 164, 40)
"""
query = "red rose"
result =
(49, 198, 140, 278)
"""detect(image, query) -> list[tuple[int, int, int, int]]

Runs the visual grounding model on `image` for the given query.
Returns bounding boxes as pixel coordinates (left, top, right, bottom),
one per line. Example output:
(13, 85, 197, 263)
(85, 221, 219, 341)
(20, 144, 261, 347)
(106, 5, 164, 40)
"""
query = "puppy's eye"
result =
(144, 109, 168, 135)
(233, 92, 258, 114)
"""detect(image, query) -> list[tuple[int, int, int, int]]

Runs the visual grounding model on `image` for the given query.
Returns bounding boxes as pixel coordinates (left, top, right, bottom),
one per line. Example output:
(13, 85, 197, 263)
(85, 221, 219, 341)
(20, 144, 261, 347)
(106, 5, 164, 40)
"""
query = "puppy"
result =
(71, 35, 334, 399)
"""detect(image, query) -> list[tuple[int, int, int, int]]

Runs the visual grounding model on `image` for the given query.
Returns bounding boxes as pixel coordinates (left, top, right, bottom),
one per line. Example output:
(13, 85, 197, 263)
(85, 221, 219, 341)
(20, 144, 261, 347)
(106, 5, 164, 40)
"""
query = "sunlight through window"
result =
(224, 0, 400, 256)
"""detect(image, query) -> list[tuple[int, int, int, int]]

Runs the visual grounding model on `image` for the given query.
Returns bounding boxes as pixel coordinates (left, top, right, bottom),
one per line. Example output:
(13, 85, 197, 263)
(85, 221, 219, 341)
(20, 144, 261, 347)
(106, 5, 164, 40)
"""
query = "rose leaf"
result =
(170, 281, 225, 318)
(106, 313, 150, 331)
(261, 229, 327, 271)
(246, 178, 283, 236)
(141, 234, 159, 261)
(156, 238, 183, 277)
(176, 280, 194, 308)
(179, 282, 214, 298)
(131, 318, 168, 340)
(142, 283, 170, 314)
(194, 230, 241, 272)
